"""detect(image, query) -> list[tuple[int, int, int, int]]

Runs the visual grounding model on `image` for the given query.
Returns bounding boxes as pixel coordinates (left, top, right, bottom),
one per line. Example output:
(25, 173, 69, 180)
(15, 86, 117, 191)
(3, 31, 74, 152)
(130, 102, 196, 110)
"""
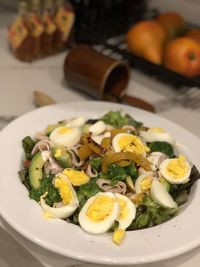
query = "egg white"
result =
(78, 192, 120, 235)
(135, 172, 154, 194)
(49, 126, 81, 148)
(115, 193, 136, 230)
(40, 174, 79, 219)
(139, 129, 176, 146)
(150, 179, 177, 209)
(147, 152, 167, 171)
(89, 120, 106, 136)
(159, 158, 191, 184)
(66, 116, 86, 128)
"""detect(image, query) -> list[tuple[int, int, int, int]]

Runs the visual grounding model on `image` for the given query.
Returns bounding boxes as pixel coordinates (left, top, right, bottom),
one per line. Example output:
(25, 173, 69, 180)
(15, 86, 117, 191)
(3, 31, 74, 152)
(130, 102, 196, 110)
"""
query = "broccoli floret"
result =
(79, 177, 101, 199)
(101, 111, 142, 129)
(125, 163, 138, 180)
(107, 163, 127, 185)
(89, 156, 102, 172)
(29, 176, 61, 206)
(148, 141, 175, 158)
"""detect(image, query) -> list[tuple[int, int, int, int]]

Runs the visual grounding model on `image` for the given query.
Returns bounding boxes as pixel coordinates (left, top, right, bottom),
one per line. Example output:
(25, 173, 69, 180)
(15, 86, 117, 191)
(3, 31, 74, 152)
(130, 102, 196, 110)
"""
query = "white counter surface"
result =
(1, 12, 200, 267)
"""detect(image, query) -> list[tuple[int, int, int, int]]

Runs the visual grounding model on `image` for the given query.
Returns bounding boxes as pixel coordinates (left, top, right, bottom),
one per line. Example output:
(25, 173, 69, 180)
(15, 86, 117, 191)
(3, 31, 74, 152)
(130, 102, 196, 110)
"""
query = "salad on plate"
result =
(18, 110, 200, 245)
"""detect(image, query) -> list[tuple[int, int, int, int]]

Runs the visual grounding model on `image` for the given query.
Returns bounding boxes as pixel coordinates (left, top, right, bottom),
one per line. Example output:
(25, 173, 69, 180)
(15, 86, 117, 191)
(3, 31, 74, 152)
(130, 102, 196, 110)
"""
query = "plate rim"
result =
(0, 100, 200, 265)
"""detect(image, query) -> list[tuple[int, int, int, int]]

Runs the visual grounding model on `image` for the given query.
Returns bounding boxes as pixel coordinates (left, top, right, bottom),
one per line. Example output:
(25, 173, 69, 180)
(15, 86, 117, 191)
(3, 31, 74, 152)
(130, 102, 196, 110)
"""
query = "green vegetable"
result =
(51, 146, 72, 168)
(29, 151, 45, 189)
(18, 169, 31, 190)
(124, 114, 143, 129)
(89, 156, 102, 172)
(101, 111, 142, 129)
(29, 176, 61, 206)
(107, 163, 127, 185)
(81, 123, 92, 133)
(78, 177, 101, 199)
(128, 196, 178, 230)
(170, 165, 200, 199)
(148, 141, 175, 158)
(173, 190, 188, 205)
(22, 136, 35, 160)
(76, 191, 87, 208)
(125, 163, 138, 180)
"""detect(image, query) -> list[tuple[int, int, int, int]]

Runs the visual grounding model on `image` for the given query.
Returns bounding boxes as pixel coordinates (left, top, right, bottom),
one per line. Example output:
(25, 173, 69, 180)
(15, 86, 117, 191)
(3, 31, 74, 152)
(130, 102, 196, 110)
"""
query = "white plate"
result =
(0, 101, 200, 265)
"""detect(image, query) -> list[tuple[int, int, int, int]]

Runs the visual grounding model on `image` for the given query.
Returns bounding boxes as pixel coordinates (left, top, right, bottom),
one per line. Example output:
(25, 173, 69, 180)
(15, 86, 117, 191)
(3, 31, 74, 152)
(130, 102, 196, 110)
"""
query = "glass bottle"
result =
(41, 0, 56, 56)
(54, 0, 75, 52)
(8, 1, 34, 62)
(28, 0, 44, 59)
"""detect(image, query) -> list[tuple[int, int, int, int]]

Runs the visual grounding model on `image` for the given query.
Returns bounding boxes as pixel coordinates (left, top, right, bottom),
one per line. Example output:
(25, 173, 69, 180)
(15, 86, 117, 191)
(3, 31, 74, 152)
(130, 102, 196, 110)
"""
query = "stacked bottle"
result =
(8, 0, 75, 62)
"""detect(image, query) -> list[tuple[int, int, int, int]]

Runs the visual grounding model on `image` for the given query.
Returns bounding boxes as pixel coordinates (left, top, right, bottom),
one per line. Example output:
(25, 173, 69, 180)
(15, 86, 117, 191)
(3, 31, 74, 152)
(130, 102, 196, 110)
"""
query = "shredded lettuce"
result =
(101, 111, 143, 128)
(127, 196, 178, 230)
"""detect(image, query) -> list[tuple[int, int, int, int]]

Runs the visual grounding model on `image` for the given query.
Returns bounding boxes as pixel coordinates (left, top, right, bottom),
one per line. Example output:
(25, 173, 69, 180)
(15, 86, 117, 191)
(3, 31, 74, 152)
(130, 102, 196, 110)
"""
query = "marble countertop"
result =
(1, 11, 200, 267)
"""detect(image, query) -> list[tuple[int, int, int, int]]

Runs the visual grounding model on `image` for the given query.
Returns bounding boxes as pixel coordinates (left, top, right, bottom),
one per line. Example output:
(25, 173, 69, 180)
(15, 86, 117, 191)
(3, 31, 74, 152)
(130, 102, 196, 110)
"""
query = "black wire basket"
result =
(70, 0, 200, 88)
(70, 0, 147, 44)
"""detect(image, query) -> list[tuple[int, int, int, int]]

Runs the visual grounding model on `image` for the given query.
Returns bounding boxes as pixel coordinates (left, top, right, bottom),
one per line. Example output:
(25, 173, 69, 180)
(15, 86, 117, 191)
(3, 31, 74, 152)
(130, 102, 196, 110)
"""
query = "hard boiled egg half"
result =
(112, 133, 150, 155)
(159, 155, 191, 184)
(78, 192, 120, 235)
(135, 172, 155, 194)
(49, 126, 81, 148)
(40, 174, 79, 219)
(139, 127, 176, 146)
(113, 193, 136, 245)
(150, 179, 177, 209)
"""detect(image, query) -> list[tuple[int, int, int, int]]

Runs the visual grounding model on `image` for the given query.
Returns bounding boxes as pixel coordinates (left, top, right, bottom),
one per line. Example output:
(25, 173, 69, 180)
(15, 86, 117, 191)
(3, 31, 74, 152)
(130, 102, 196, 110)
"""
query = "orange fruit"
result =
(185, 29, 200, 45)
(157, 12, 186, 41)
(127, 20, 166, 65)
(164, 37, 200, 77)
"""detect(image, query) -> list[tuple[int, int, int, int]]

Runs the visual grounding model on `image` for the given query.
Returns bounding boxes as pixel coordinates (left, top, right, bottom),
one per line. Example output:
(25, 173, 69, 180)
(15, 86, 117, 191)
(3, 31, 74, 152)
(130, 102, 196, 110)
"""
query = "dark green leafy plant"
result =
(127, 196, 178, 230)
(148, 141, 175, 158)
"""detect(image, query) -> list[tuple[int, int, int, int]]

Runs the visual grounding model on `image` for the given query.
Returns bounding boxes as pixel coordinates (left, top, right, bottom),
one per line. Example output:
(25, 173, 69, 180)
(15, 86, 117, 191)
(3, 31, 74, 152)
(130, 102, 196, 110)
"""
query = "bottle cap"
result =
(31, 0, 41, 13)
(18, 1, 27, 16)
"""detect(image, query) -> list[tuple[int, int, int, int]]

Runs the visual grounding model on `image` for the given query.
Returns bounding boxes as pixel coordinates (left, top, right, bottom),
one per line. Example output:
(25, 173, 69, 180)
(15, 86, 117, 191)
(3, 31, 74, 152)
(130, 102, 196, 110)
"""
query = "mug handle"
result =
(104, 93, 155, 113)
(122, 94, 155, 113)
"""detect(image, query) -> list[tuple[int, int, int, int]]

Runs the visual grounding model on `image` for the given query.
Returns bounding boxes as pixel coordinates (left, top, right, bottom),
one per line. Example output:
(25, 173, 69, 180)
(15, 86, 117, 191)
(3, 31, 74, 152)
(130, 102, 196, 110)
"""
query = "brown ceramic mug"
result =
(64, 45, 155, 112)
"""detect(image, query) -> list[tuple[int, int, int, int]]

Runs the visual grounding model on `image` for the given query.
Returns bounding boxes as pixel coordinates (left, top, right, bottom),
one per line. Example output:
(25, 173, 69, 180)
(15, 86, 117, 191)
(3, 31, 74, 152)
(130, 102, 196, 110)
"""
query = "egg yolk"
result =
(118, 198, 128, 220)
(118, 135, 150, 155)
(86, 195, 115, 222)
(54, 177, 72, 205)
(132, 193, 145, 205)
(63, 169, 89, 186)
(58, 127, 72, 134)
(149, 127, 165, 133)
(166, 155, 189, 179)
(113, 229, 125, 245)
(141, 176, 153, 192)
(54, 148, 62, 158)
